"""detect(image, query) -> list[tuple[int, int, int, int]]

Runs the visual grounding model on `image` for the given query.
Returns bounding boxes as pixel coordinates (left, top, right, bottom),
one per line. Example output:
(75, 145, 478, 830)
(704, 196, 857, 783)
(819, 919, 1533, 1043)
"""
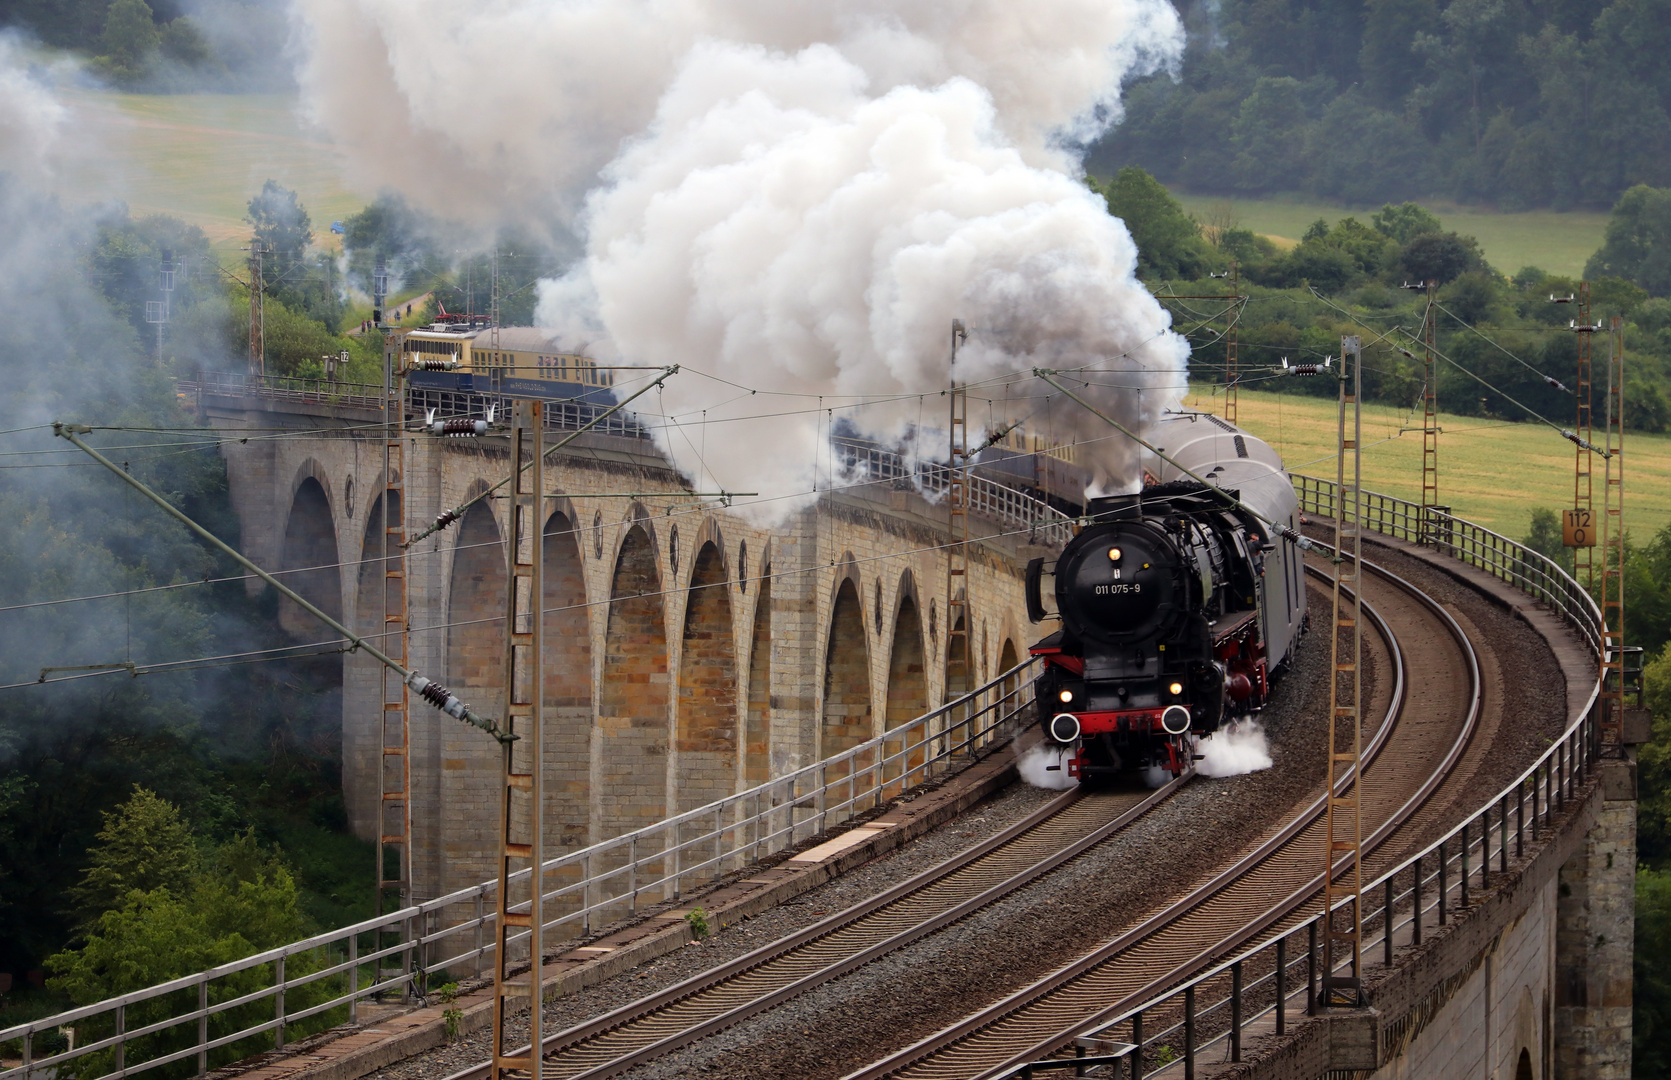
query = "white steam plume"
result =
(1017, 743, 1077, 791)
(1194, 719, 1273, 778)
(0, 36, 70, 184)
(293, 1, 1190, 510)
(293, 0, 1183, 227)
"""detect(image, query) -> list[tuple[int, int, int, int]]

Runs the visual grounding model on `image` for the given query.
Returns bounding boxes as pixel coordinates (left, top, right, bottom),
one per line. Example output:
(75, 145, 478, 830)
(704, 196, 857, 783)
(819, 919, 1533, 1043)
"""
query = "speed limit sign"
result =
(1563, 508, 1597, 547)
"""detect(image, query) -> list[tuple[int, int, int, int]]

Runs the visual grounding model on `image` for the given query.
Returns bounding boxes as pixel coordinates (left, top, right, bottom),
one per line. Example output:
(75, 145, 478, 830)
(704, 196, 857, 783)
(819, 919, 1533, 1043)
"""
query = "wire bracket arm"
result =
(52, 423, 515, 744)
(405, 365, 679, 548)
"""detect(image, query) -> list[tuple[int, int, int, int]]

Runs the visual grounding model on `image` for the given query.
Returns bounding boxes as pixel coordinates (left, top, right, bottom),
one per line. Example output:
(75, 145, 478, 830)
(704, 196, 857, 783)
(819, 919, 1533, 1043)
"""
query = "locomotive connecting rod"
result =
(52, 423, 516, 744)
(1032, 370, 1330, 557)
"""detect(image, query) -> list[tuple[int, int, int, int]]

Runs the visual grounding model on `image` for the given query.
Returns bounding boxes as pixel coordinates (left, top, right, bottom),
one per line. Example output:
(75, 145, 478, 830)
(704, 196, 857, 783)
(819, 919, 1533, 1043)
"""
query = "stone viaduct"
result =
(185, 378, 1636, 1080)
(196, 381, 1050, 904)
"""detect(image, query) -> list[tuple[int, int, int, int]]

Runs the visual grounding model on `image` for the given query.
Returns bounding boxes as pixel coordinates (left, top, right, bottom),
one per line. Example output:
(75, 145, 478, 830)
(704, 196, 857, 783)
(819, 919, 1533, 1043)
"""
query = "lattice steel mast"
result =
(490, 400, 546, 1080)
(1600, 317, 1626, 756)
(1420, 280, 1438, 539)
(1574, 282, 1598, 589)
(246, 243, 266, 376)
(1322, 335, 1364, 1008)
(946, 320, 969, 711)
(1221, 262, 1241, 425)
(376, 328, 415, 982)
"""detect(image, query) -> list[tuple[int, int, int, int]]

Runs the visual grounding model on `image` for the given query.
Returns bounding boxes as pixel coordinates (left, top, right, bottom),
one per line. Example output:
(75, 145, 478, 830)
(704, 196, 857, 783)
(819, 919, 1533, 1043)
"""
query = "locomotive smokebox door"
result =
(1055, 526, 1181, 646)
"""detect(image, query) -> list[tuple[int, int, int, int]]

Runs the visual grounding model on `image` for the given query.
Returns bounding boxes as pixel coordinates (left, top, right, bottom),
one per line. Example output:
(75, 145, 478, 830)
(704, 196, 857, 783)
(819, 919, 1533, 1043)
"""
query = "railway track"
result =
(438, 558, 1424, 1080)
(444, 774, 1188, 1080)
(840, 557, 1480, 1080)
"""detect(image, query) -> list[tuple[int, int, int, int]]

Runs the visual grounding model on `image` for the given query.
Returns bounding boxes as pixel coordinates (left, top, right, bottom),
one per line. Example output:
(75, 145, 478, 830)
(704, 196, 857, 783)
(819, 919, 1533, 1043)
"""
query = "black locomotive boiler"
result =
(1025, 413, 1309, 781)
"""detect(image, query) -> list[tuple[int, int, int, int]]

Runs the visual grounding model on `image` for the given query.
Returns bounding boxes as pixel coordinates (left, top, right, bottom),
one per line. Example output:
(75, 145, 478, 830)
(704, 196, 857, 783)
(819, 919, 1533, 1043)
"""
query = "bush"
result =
(1093, 167, 1217, 281)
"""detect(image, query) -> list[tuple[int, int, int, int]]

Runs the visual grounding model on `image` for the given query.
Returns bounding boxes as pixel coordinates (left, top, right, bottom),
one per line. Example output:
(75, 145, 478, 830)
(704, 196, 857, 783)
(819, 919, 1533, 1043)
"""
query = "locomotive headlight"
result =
(1058, 689, 1075, 703)
(1108, 547, 1123, 562)
(1168, 681, 1184, 696)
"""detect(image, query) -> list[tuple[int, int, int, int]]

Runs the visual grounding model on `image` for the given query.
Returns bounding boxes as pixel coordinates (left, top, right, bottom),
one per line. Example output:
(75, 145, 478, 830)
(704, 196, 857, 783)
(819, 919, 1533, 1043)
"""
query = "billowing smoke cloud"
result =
(293, 1, 1191, 511)
(0, 35, 70, 183)
(1016, 743, 1077, 791)
(1194, 719, 1273, 778)
(540, 42, 1186, 507)
(293, 0, 1183, 226)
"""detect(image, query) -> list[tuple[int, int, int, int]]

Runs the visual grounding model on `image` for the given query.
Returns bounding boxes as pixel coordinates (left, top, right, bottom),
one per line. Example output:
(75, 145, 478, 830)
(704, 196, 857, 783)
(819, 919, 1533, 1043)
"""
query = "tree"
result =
(1372, 202, 1443, 244)
(1229, 77, 1311, 193)
(247, 180, 313, 282)
(67, 786, 200, 925)
(1400, 231, 1487, 285)
(1523, 508, 1567, 569)
(342, 192, 440, 299)
(1093, 167, 1215, 281)
(48, 851, 332, 1079)
(1624, 525, 1671, 659)
(159, 17, 210, 67)
(1305, 95, 1438, 204)
(1438, 270, 1507, 324)
(1586, 185, 1671, 297)
(1358, 0, 1437, 103)
(99, 0, 160, 72)
(1642, 869, 1671, 1075)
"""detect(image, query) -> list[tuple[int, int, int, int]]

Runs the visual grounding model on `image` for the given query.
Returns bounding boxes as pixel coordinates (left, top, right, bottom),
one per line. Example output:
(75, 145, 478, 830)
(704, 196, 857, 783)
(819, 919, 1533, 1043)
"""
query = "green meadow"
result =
(1171, 191, 1609, 280)
(60, 91, 369, 253)
(57, 91, 1613, 282)
(1179, 384, 1671, 540)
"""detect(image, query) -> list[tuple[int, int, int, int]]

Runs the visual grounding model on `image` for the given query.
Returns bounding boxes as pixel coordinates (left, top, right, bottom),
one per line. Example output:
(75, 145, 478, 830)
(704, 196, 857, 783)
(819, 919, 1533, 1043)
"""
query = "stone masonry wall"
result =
(675, 541, 738, 813)
(1555, 763, 1636, 1079)
(597, 523, 669, 845)
(206, 403, 1039, 908)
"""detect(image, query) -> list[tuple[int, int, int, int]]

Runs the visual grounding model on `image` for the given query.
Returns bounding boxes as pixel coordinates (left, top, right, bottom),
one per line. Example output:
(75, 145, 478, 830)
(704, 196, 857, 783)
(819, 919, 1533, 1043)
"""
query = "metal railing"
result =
(1000, 475, 1604, 1078)
(1, 660, 1040, 1080)
(185, 371, 387, 410)
(834, 438, 1075, 547)
(182, 377, 1068, 544)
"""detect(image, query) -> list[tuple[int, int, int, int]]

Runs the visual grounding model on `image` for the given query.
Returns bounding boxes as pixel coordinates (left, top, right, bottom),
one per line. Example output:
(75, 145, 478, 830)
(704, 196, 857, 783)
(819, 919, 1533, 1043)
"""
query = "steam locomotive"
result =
(1025, 413, 1308, 781)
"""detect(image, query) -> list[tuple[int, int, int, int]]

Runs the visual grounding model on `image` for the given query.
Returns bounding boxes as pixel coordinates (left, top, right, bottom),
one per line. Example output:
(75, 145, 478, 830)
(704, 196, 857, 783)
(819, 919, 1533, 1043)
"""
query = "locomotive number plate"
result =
(1562, 508, 1597, 548)
(1094, 583, 1141, 595)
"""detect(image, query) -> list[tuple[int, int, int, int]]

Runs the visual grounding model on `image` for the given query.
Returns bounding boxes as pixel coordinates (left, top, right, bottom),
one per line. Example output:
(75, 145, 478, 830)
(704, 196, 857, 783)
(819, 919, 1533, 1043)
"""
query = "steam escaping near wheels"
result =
(1194, 718, 1273, 778)
(1017, 744, 1079, 791)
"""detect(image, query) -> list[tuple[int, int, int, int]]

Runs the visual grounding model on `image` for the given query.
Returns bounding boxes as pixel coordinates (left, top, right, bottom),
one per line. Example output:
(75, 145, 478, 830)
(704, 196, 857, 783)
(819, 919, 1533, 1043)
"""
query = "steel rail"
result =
(442, 771, 1193, 1080)
(846, 556, 1478, 1080)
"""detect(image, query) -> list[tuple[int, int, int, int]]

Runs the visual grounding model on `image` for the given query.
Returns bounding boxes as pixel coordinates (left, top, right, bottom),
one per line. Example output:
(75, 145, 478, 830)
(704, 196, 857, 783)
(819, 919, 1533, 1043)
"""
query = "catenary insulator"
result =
(405, 673, 471, 721)
(410, 358, 460, 371)
(433, 418, 489, 436)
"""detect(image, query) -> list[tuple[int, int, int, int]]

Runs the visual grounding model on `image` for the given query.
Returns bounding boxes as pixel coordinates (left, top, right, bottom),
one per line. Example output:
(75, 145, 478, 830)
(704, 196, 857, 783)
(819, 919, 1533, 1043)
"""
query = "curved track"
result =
(842, 557, 1480, 1080)
(437, 556, 1440, 1080)
(445, 777, 1189, 1080)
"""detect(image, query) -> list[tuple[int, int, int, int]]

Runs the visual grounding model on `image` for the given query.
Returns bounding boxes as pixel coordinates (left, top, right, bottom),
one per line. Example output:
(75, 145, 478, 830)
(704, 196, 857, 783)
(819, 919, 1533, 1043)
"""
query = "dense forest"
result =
(0, 0, 290, 91)
(0, 179, 395, 1046)
(1091, 0, 1671, 210)
(1096, 166, 1671, 433)
(0, 173, 577, 1052)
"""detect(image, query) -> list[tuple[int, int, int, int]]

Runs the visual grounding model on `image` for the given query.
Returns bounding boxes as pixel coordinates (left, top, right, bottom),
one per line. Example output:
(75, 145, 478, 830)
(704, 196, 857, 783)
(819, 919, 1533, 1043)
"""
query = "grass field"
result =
(1171, 191, 1609, 280)
(1179, 384, 1671, 540)
(60, 91, 370, 253)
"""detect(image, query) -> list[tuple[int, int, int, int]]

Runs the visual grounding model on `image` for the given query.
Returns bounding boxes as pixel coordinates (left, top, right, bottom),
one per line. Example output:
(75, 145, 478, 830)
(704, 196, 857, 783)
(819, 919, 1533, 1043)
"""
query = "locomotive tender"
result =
(1026, 412, 1308, 781)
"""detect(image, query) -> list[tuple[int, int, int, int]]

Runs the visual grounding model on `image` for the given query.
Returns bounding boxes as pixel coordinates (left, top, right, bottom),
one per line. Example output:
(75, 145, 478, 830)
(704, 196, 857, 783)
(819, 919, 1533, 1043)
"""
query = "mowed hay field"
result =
(1179, 385, 1671, 541)
(59, 91, 369, 252)
(1170, 192, 1609, 280)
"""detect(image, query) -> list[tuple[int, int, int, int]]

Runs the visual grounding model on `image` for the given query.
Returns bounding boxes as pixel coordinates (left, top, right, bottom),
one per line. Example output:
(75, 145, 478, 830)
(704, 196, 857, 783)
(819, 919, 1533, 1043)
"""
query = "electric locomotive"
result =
(1025, 413, 1308, 781)
(399, 318, 618, 417)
